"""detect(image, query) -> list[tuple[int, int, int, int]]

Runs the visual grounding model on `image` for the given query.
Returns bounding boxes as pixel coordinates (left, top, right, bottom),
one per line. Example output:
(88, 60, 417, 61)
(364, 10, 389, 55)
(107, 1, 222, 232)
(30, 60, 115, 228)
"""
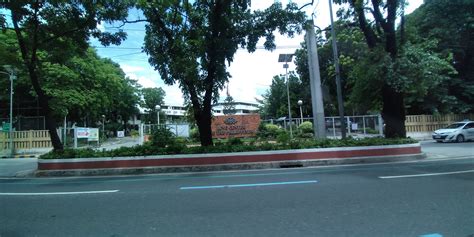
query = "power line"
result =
(107, 52, 144, 58)
(95, 45, 301, 50)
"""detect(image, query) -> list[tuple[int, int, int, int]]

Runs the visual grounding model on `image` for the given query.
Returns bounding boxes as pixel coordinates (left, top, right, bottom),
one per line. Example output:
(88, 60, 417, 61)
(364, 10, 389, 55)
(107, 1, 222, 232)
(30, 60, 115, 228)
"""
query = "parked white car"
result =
(432, 121, 474, 143)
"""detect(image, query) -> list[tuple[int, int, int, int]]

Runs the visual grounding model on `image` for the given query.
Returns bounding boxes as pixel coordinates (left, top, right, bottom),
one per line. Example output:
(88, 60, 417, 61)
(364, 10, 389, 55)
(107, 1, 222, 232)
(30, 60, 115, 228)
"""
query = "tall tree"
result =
(141, 87, 166, 123)
(259, 73, 308, 119)
(335, 0, 407, 137)
(404, 0, 474, 113)
(1, 0, 131, 150)
(139, 1, 305, 146)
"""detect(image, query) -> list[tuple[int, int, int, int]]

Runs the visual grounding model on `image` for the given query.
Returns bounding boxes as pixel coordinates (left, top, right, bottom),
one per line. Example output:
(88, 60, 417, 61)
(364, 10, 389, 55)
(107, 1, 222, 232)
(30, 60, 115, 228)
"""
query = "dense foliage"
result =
(0, 31, 141, 130)
(260, 0, 472, 123)
(140, 87, 166, 123)
(139, 0, 306, 146)
(1, 0, 132, 150)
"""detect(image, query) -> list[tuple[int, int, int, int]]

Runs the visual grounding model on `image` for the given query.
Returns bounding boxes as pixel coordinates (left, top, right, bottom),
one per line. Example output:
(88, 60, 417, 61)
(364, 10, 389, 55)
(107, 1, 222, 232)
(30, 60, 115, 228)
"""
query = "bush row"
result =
(39, 136, 418, 159)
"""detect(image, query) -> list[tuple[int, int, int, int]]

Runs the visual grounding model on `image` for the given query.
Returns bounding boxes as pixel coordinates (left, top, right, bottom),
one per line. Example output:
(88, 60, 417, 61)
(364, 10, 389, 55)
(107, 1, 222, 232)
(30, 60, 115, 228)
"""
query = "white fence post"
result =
(378, 114, 384, 136)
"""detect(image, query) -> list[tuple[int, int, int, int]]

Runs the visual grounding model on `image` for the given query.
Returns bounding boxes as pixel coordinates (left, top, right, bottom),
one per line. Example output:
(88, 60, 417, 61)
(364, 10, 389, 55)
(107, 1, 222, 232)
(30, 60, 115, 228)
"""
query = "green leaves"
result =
(141, 0, 306, 145)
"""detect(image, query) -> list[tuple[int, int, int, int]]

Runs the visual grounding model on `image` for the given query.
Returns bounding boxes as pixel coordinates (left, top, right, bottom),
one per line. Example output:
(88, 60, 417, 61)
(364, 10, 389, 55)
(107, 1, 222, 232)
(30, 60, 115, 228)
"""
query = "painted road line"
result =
(379, 169, 474, 179)
(180, 180, 318, 190)
(419, 233, 443, 237)
(0, 190, 119, 196)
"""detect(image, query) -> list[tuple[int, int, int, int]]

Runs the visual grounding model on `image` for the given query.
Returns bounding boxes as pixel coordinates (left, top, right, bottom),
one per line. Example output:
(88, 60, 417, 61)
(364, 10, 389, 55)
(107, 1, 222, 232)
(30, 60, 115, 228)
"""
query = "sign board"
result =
(76, 127, 89, 138)
(211, 114, 260, 139)
(88, 128, 99, 141)
(2, 122, 10, 132)
(117, 130, 125, 138)
(351, 123, 358, 130)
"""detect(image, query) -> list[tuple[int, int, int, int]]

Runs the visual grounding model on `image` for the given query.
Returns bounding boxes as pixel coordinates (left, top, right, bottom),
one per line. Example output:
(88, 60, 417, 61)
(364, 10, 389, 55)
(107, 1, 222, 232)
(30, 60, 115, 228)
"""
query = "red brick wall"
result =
(211, 114, 261, 139)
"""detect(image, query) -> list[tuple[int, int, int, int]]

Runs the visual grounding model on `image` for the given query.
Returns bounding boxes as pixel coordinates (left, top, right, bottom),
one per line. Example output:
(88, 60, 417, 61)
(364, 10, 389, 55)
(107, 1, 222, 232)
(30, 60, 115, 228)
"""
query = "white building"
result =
(130, 101, 259, 125)
(212, 101, 259, 115)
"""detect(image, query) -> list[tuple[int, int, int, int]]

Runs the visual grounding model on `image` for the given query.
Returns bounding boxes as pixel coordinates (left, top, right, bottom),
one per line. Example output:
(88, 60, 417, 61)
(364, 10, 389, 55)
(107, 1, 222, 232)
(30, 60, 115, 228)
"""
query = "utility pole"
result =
(329, 0, 346, 139)
(1, 66, 16, 157)
(305, 21, 326, 139)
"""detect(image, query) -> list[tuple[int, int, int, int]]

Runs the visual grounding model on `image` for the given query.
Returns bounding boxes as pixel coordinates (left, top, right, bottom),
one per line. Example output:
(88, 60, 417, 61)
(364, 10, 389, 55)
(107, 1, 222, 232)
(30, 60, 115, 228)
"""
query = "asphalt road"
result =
(1, 154, 473, 237)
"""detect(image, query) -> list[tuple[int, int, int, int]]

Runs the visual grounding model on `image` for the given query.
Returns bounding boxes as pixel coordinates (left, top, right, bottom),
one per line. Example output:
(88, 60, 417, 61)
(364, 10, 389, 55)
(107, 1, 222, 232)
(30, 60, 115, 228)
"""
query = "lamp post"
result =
(278, 54, 294, 139)
(155, 105, 161, 125)
(297, 100, 303, 123)
(1, 65, 16, 157)
(101, 114, 105, 140)
(63, 111, 68, 146)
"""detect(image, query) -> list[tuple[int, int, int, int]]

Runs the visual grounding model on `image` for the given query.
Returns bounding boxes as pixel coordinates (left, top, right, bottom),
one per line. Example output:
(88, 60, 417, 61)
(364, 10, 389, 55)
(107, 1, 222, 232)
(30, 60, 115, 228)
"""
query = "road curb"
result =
(1, 154, 37, 159)
(34, 154, 427, 177)
(35, 143, 425, 177)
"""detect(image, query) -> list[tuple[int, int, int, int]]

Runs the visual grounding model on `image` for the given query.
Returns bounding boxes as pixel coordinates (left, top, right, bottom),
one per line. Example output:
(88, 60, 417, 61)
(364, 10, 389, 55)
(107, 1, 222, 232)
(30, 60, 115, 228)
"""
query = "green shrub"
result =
(265, 124, 281, 138)
(298, 121, 313, 133)
(190, 127, 200, 141)
(276, 131, 290, 144)
(150, 126, 175, 148)
(297, 132, 313, 139)
(165, 141, 187, 154)
(227, 137, 243, 146)
(130, 129, 139, 137)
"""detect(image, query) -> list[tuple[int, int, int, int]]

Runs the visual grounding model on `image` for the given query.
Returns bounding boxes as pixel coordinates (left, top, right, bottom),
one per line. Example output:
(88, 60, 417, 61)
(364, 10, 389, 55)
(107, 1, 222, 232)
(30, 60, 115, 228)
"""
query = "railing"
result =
(262, 115, 384, 138)
(405, 114, 474, 133)
(0, 130, 52, 150)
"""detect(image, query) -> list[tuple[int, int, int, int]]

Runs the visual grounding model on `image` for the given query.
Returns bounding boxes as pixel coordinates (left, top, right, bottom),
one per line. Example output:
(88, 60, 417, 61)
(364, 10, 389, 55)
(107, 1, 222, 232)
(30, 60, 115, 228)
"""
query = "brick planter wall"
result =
(38, 143, 422, 171)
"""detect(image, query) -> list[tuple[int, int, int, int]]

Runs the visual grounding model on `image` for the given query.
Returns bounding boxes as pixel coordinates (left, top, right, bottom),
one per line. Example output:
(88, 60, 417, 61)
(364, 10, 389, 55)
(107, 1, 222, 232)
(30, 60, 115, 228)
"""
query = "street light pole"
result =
(155, 105, 161, 126)
(284, 64, 293, 138)
(278, 54, 294, 139)
(1, 65, 16, 157)
(101, 114, 105, 140)
(298, 100, 303, 123)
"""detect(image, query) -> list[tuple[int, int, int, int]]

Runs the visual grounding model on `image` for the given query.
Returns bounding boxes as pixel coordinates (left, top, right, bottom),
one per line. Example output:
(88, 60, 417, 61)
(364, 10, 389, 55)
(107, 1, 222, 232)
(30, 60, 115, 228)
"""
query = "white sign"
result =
(351, 123, 358, 130)
(117, 130, 125, 138)
(76, 127, 89, 138)
(88, 128, 99, 141)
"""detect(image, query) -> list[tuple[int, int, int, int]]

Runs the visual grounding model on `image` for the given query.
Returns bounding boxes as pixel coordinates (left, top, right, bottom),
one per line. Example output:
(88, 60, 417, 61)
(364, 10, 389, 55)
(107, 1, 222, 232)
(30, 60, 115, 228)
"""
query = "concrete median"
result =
(36, 143, 425, 177)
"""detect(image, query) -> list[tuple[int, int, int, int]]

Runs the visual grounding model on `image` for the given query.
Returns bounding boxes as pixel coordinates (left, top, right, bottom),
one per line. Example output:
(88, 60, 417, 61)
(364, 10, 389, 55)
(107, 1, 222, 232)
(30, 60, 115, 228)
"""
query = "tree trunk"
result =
(29, 69, 64, 150)
(382, 9, 405, 138)
(195, 107, 213, 147)
(382, 84, 406, 138)
(10, 7, 64, 151)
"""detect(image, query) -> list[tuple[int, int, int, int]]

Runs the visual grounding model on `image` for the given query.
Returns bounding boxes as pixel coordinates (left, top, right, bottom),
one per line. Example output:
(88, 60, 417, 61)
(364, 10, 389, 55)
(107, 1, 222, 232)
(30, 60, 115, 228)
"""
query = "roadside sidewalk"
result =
(0, 158, 37, 177)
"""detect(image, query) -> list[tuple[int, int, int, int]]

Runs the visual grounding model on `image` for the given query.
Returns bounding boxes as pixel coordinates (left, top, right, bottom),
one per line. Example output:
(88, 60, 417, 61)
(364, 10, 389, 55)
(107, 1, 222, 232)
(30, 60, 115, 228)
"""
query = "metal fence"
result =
(142, 124, 190, 138)
(262, 114, 384, 138)
(0, 116, 45, 131)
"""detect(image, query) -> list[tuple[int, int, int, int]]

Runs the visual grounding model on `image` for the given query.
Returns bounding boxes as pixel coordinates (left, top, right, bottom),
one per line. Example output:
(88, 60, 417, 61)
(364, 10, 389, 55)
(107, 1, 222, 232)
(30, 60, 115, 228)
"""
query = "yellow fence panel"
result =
(405, 114, 474, 133)
(0, 130, 52, 150)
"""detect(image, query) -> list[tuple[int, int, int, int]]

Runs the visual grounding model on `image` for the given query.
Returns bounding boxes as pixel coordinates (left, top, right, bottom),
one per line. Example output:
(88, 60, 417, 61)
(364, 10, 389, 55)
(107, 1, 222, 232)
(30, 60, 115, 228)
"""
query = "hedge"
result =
(39, 137, 418, 159)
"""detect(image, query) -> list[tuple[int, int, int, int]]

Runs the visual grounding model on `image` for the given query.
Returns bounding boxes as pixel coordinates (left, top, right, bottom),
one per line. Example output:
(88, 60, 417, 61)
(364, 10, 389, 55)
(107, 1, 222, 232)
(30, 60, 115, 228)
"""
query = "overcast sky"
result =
(92, 0, 423, 106)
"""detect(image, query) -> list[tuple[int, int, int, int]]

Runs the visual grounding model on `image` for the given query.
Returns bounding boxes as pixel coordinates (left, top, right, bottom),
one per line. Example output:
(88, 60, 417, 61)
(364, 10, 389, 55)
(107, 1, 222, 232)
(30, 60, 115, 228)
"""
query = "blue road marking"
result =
(419, 233, 443, 237)
(180, 180, 318, 190)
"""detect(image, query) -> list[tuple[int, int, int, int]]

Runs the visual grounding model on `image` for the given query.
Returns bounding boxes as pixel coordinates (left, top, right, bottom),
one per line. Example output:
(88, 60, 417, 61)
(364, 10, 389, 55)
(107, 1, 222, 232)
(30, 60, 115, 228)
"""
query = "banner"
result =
(76, 127, 89, 138)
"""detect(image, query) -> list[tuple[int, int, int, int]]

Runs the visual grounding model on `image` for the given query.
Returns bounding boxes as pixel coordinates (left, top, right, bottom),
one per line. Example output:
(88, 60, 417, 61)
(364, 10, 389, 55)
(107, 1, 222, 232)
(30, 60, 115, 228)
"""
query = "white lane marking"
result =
(0, 190, 119, 196)
(180, 180, 318, 190)
(379, 169, 474, 179)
